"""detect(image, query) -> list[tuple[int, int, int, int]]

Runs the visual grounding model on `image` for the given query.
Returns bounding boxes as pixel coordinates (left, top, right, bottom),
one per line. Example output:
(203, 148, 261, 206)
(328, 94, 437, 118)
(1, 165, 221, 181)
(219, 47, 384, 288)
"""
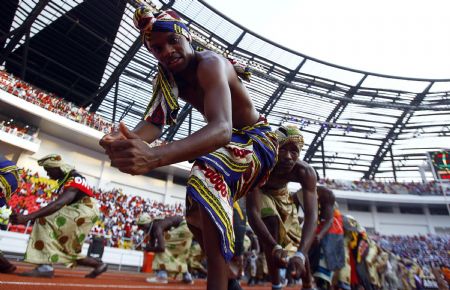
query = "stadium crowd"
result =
(319, 178, 448, 196)
(0, 70, 113, 134)
(0, 117, 39, 143)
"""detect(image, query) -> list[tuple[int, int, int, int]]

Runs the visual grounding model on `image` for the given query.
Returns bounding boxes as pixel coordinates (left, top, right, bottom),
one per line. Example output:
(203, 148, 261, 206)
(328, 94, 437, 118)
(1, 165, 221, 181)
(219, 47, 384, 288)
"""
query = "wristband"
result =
(272, 244, 283, 255)
(293, 251, 306, 266)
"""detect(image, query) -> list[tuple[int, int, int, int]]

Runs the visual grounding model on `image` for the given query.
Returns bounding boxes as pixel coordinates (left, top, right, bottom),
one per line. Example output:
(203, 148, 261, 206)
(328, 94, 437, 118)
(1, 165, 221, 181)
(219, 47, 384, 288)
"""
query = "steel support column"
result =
(0, 0, 50, 63)
(260, 60, 305, 116)
(363, 82, 434, 179)
(304, 75, 367, 163)
(88, 37, 143, 111)
(162, 104, 192, 141)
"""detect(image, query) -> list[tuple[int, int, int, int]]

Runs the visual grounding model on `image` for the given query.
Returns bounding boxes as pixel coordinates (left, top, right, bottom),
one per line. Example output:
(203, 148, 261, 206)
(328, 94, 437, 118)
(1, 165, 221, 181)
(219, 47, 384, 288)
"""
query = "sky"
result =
(204, 0, 450, 79)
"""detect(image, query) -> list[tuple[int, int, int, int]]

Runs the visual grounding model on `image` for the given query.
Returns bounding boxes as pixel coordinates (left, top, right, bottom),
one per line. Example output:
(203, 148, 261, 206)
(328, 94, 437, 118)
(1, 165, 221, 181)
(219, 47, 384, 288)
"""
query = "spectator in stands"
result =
(137, 213, 193, 284)
(246, 125, 318, 290)
(10, 154, 107, 278)
(0, 70, 113, 134)
(306, 186, 345, 290)
(0, 156, 20, 273)
(100, 4, 277, 290)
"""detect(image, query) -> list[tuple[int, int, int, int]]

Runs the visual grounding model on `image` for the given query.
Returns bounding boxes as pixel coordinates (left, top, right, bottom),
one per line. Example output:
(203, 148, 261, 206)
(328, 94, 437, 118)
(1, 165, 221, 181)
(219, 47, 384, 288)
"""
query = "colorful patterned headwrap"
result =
(275, 124, 304, 151)
(37, 154, 74, 174)
(0, 159, 20, 202)
(133, 3, 191, 49)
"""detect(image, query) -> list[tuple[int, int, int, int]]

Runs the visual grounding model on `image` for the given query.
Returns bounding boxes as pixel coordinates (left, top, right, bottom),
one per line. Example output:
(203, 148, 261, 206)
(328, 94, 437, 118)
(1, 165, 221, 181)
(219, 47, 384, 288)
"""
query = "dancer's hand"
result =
(272, 248, 289, 268)
(288, 254, 306, 280)
(9, 213, 29, 225)
(109, 123, 160, 175)
(99, 124, 127, 155)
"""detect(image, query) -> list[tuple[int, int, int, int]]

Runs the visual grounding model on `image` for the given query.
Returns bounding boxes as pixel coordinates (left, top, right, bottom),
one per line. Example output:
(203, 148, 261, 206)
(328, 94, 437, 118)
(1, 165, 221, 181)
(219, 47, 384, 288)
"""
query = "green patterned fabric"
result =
(24, 197, 99, 267)
(260, 186, 301, 255)
(152, 220, 193, 274)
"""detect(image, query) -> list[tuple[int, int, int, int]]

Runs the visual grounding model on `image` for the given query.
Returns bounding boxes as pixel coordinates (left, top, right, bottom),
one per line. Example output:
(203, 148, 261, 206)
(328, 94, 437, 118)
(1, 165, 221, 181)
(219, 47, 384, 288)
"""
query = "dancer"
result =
(0, 155, 20, 273)
(304, 186, 345, 289)
(10, 154, 107, 278)
(246, 125, 318, 290)
(100, 3, 277, 290)
(137, 213, 193, 284)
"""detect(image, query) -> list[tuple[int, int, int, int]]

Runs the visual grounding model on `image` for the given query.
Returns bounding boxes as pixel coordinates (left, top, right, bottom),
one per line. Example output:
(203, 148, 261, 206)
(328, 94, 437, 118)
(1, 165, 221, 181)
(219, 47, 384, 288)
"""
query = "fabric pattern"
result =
(188, 241, 206, 273)
(0, 159, 20, 202)
(24, 172, 98, 267)
(152, 220, 193, 274)
(186, 118, 278, 261)
(24, 196, 99, 266)
(259, 186, 302, 255)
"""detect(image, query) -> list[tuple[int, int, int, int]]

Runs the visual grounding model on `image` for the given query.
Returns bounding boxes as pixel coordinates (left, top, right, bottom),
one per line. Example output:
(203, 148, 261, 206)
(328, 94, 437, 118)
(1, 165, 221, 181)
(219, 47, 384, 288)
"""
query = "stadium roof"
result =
(1, 0, 450, 181)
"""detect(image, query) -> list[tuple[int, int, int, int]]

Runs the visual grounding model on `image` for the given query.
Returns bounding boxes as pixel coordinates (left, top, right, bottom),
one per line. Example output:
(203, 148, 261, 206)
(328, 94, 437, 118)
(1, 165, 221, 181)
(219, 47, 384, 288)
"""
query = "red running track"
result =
(0, 262, 294, 290)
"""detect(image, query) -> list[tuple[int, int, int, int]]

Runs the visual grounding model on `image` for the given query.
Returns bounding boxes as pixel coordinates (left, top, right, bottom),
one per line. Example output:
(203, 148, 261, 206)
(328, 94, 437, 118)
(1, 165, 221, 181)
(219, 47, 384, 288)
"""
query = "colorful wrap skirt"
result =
(152, 220, 193, 274)
(24, 197, 99, 267)
(186, 117, 278, 261)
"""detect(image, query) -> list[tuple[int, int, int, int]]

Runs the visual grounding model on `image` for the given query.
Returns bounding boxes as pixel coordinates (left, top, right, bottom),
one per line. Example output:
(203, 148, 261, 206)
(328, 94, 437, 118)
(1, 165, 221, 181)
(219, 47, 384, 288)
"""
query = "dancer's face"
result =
(43, 166, 64, 180)
(275, 142, 299, 173)
(146, 32, 193, 73)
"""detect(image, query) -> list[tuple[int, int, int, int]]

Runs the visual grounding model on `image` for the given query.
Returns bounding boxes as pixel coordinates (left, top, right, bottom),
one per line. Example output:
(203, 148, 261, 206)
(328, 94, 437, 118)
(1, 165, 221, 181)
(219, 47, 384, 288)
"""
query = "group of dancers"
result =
(0, 1, 425, 290)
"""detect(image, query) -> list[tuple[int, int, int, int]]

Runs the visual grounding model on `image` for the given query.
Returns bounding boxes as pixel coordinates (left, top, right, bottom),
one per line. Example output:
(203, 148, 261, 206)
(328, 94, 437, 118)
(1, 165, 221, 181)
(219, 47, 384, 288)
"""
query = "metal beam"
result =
(227, 31, 246, 52)
(163, 104, 192, 141)
(260, 60, 305, 116)
(21, 27, 31, 79)
(390, 147, 397, 182)
(321, 143, 326, 178)
(87, 36, 143, 112)
(363, 82, 434, 180)
(0, 0, 50, 64)
(303, 75, 367, 163)
(112, 80, 119, 124)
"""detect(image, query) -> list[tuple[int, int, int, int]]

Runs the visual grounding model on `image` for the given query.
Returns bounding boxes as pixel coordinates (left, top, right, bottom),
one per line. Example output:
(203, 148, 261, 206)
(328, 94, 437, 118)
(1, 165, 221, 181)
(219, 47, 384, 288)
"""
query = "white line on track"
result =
(0, 281, 204, 289)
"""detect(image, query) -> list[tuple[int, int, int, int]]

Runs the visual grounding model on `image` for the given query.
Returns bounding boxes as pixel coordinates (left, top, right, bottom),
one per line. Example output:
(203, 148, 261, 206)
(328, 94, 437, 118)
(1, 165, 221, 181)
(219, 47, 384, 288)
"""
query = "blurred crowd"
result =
(375, 235, 449, 269)
(320, 178, 449, 196)
(0, 117, 39, 142)
(0, 70, 113, 134)
(240, 225, 449, 290)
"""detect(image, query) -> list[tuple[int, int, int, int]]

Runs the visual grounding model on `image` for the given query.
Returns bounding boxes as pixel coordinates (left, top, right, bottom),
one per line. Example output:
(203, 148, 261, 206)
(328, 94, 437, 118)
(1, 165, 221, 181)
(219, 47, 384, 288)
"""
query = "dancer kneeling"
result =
(10, 154, 107, 278)
(247, 125, 318, 290)
(137, 213, 194, 284)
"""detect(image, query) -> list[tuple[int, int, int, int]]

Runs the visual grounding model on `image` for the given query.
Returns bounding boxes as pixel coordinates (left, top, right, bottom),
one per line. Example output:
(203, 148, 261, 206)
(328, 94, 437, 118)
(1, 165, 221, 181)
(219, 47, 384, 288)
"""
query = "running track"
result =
(0, 262, 290, 290)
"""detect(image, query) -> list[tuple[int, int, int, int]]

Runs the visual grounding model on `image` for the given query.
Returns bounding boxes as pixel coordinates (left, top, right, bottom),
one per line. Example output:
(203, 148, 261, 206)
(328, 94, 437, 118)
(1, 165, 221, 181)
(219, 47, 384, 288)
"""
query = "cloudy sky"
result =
(205, 0, 450, 79)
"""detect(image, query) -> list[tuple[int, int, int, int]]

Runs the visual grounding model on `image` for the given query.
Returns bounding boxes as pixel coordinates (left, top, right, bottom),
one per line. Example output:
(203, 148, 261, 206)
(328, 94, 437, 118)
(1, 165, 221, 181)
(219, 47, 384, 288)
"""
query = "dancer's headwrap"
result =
(0, 159, 20, 202)
(132, 1, 251, 128)
(133, 3, 192, 50)
(275, 124, 304, 151)
(37, 154, 74, 174)
(133, 2, 193, 127)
